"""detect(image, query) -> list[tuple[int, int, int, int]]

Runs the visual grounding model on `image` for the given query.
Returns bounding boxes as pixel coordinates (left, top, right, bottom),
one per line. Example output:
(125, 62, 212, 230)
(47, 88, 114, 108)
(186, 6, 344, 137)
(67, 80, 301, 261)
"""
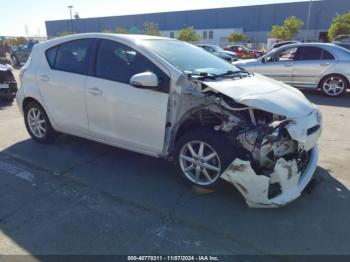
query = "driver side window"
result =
(266, 47, 298, 63)
(95, 39, 170, 91)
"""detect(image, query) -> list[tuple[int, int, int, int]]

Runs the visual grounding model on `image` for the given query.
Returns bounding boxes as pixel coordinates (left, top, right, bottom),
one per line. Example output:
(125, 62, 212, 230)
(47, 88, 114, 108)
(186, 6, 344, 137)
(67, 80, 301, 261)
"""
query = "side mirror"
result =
(261, 57, 267, 64)
(130, 72, 159, 88)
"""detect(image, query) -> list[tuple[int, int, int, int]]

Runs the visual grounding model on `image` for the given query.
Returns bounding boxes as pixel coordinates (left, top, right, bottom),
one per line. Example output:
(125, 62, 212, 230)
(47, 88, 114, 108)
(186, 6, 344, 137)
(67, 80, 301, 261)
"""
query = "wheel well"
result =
(23, 97, 40, 111)
(174, 110, 223, 145)
(318, 73, 349, 89)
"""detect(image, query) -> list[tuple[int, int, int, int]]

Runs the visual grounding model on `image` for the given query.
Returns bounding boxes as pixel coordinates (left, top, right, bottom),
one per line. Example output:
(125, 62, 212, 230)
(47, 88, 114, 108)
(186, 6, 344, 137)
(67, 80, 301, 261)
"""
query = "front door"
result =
(254, 46, 298, 85)
(85, 39, 170, 154)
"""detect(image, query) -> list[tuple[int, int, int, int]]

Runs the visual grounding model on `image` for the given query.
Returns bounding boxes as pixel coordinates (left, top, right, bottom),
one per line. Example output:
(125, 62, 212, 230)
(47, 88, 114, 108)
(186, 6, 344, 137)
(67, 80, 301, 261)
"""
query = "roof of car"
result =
(36, 33, 173, 49)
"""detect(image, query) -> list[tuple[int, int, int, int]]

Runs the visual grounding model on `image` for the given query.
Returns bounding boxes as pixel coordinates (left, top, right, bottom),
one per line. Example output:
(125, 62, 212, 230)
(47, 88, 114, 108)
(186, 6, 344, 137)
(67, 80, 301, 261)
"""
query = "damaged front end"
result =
(172, 73, 322, 208)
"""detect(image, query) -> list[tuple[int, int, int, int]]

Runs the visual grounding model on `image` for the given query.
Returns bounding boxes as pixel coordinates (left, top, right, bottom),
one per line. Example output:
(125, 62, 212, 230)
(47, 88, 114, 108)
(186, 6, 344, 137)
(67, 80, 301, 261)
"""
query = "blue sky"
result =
(0, 0, 308, 36)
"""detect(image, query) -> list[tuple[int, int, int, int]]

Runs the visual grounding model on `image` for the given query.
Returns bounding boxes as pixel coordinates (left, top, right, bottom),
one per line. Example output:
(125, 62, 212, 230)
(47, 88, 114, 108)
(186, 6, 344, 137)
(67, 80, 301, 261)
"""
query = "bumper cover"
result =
(221, 146, 319, 208)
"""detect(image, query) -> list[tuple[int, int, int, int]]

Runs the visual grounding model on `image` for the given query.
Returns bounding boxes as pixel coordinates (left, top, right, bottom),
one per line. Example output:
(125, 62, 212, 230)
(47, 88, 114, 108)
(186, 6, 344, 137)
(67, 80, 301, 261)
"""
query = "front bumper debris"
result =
(221, 146, 319, 208)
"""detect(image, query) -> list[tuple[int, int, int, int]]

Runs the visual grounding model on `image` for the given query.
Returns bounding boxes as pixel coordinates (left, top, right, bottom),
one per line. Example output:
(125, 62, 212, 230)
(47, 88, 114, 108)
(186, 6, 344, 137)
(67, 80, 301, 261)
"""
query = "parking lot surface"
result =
(0, 70, 349, 257)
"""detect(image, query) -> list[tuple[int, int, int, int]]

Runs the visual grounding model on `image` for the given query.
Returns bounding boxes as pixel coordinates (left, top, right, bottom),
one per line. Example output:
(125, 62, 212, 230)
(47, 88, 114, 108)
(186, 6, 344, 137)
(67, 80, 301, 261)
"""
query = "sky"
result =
(0, 0, 309, 37)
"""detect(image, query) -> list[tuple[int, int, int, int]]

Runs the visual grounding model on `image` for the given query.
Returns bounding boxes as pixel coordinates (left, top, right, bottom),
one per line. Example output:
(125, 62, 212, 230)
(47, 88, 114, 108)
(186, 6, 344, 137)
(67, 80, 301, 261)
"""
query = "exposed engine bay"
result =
(169, 74, 322, 208)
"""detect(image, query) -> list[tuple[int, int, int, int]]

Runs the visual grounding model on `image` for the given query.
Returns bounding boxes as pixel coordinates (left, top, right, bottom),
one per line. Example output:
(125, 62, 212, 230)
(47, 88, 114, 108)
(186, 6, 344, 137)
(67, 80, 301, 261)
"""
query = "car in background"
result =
(271, 41, 300, 50)
(233, 43, 350, 97)
(0, 64, 17, 100)
(198, 44, 238, 62)
(11, 40, 38, 67)
(333, 35, 350, 50)
(224, 44, 264, 59)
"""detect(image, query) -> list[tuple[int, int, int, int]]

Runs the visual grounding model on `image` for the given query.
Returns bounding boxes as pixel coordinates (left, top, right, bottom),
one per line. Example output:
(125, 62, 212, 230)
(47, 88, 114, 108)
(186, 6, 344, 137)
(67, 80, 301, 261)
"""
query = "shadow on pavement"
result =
(0, 135, 349, 255)
(303, 89, 350, 108)
(0, 99, 14, 110)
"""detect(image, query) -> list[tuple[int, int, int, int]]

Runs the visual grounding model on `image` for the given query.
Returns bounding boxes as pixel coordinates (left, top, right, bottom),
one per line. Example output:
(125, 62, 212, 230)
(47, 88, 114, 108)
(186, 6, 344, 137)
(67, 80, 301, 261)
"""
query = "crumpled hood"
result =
(203, 74, 314, 118)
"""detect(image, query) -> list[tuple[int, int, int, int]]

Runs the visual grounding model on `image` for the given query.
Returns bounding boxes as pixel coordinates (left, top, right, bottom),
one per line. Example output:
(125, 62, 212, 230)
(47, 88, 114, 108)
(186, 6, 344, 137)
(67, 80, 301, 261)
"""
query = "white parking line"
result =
(0, 160, 34, 183)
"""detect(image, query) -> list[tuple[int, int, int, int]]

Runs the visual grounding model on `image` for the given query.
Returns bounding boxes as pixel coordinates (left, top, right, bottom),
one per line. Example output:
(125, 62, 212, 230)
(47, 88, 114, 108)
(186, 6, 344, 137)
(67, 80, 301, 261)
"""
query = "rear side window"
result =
(46, 46, 58, 68)
(322, 49, 335, 60)
(54, 39, 93, 75)
(297, 46, 322, 60)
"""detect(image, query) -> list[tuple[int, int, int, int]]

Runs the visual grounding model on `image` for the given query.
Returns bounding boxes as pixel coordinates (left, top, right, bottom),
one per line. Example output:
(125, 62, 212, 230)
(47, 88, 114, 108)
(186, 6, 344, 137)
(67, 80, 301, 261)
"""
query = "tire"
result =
(320, 75, 348, 97)
(24, 101, 58, 144)
(174, 128, 237, 189)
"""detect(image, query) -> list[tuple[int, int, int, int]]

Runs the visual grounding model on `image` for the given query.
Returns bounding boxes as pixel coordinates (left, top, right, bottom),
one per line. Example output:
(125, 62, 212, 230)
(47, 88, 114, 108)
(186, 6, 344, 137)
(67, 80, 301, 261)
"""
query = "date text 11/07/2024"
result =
(127, 256, 220, 261)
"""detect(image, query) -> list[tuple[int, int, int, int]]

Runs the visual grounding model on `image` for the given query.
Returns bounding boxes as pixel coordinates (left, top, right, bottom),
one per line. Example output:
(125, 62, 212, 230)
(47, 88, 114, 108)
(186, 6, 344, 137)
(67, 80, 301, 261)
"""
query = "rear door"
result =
(37, 38, 94, 136)
(85, 39, 170, 154)
(292, 46, 335, 88)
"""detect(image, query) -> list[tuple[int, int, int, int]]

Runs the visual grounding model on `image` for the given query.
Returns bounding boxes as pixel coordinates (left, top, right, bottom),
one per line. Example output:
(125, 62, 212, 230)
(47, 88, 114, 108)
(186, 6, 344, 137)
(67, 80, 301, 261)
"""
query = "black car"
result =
(0, 65, 18, 100)
(11, 40, 37, 67)
(198, 44, 238, 62)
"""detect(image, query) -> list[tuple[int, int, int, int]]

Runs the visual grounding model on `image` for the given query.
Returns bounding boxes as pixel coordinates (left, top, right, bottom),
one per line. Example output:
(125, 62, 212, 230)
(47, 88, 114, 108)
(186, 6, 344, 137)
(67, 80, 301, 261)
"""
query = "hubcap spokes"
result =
(323, 77, 345, 96)
(28, 108, 47, 138)
(179, 141, 221, 186)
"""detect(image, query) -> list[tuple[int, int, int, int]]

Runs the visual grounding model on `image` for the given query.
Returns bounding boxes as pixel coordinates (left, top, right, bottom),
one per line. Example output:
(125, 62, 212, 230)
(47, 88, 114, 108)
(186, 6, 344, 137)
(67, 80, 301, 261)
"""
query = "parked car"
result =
(233, 43, 350, 97)
(198, 44, 238, 62)
(16, 33, 322, 208)
(11, 40, 37, 67)
(270, 41, 300, 50)
(333, 35, 350, 50)
(0, 64, 17, 100)
(224, 45, 264, 59)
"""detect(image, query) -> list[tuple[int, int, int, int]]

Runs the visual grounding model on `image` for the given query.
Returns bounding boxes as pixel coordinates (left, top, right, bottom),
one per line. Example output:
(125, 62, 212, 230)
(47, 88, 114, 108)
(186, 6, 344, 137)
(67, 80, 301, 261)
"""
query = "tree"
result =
(57, 31, 73, 37)
(227, 32, 247, 43)
(143, 22, 160, 36)
(176, 27, 200, 42)
(115, 27, 129, 34)
(6, 37, 27, 46)
(328, 11, 350, 41)
(270, 16, 304, 40)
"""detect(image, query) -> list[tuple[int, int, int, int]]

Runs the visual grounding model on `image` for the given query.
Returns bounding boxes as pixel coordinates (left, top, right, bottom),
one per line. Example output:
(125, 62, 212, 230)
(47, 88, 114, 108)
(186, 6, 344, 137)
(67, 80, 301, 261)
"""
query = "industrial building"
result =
(46, 0, 350, 45)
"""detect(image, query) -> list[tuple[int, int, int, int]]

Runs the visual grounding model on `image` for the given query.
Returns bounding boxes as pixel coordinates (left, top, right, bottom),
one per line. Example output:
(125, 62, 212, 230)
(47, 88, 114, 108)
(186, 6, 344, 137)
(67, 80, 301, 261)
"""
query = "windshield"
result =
(142, 40, 240, 75)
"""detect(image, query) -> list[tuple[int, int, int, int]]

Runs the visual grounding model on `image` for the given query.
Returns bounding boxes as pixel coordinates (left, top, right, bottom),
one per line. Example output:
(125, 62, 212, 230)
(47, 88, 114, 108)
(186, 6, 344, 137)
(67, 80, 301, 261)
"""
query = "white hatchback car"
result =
(17, 33, 322, 208)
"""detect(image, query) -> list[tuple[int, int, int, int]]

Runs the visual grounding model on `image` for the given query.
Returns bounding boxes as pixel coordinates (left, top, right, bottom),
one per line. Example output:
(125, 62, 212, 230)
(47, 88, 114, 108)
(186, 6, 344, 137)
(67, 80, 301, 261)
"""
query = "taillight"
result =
(19, 57, 31, 84)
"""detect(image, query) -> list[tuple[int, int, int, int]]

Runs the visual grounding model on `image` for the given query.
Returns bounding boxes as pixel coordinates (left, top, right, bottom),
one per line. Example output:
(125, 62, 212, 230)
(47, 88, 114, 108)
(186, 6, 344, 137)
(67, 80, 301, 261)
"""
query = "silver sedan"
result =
(233, 43, 350, 97)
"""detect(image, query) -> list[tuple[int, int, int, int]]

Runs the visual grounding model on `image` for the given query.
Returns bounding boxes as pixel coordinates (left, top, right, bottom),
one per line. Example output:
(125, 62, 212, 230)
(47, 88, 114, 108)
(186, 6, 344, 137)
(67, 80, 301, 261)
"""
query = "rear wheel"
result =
(320, 75, 348, 97)
(174, 128, 236, 188)
(24, 101, 57, 143)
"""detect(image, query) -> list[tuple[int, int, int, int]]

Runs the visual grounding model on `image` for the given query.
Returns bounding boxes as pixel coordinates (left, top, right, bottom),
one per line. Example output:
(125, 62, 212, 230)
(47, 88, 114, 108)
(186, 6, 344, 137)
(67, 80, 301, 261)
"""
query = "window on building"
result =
(203, 31, 207, 40)
(209, 31, 214, 40)
(95, 39, 169, 90)
(170, 32, 175, 39)
(55, 39, 93, 75)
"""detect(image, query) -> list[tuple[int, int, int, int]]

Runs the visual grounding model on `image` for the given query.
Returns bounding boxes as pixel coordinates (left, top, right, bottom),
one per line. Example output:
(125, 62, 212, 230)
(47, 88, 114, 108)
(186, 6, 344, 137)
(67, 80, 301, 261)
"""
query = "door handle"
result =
(284, 64, 293, 67)
(320, 62, 330, 66)
(87, 87, 103, 96)
(40, 75, 50, 82)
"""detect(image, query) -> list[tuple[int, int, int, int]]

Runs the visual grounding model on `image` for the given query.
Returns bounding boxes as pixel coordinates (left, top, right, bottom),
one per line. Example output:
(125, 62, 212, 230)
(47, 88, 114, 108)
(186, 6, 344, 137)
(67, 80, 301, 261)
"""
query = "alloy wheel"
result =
(322, 76, 346, 96)
(27, 107, 47, 138)
(179, 141, 222, 186)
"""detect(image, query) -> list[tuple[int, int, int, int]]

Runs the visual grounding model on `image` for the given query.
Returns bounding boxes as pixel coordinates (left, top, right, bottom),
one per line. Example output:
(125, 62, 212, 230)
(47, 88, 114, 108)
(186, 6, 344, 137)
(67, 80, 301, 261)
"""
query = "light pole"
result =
(68, 5, 74, 33)
(305, 0, 313, 42)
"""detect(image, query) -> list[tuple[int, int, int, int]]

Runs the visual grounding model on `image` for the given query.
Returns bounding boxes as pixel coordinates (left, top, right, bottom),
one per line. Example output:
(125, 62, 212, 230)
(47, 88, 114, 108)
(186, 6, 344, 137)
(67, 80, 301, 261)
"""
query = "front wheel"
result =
(24, 101, 58, 143)
(174, 128, 235, 188)
(320, 75, 348, 97)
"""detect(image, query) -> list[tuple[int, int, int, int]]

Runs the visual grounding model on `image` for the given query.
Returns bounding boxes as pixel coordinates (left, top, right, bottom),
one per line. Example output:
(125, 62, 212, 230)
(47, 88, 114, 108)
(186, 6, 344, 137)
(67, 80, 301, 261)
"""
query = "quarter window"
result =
(46, 46, 58, 68)
(322, 49, 335, 60)
(95, 39, 169, 90)
(54, 39, 93, 75)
